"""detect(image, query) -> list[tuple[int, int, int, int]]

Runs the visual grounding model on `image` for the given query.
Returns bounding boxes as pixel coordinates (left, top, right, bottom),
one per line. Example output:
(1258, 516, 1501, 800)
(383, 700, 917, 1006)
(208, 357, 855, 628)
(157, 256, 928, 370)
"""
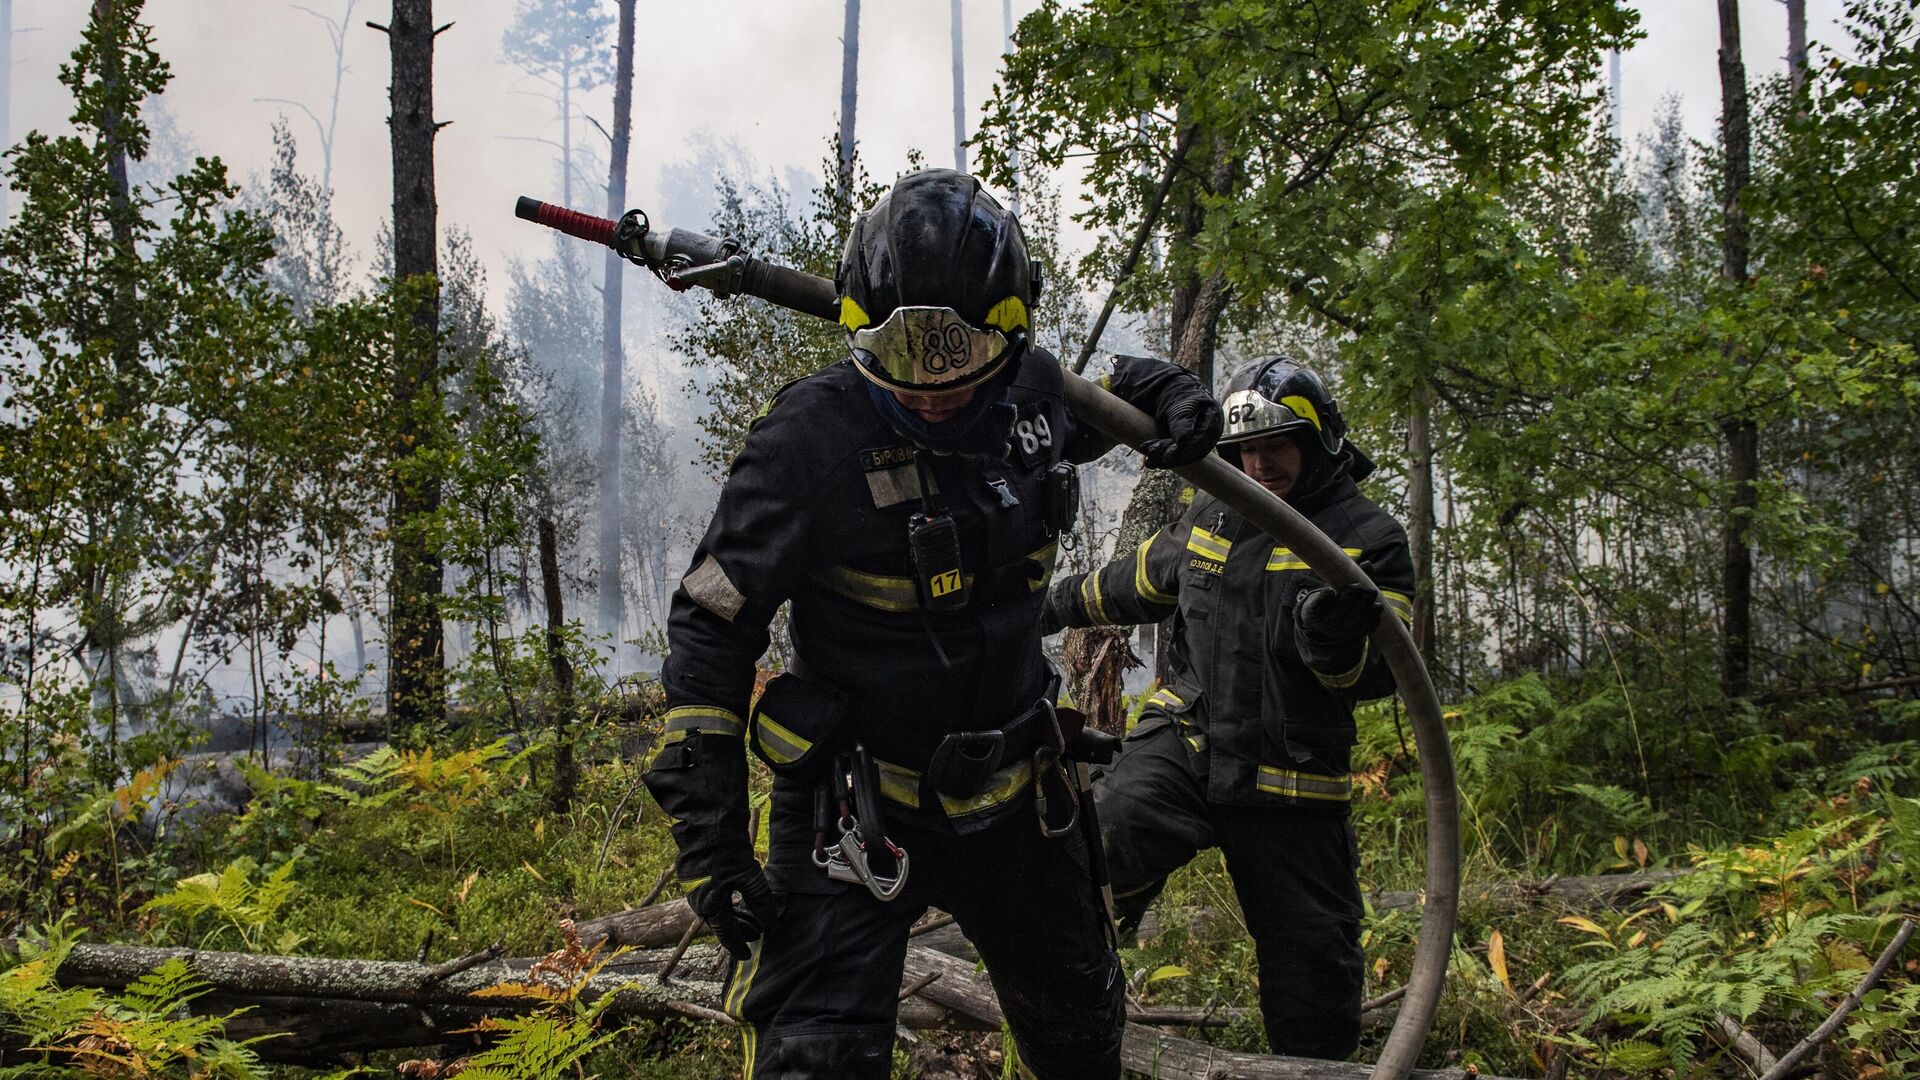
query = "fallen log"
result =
(576, 897, 697, 950)
(900, 945, 1521, 1080)
(580, 868, 1689, 957)
(1367, 869, 1692, 915)
(10, 938, 727, 1064)
(12, 937, 994, 1063)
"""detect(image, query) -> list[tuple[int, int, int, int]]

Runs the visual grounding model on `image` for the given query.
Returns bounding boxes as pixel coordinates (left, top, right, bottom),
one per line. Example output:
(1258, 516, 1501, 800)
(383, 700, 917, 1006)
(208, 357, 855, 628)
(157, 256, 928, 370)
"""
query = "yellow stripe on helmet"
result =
(1280, 394, 1323, 430)
(839, 296, 871, 331)
(984, 295, 1029, 332)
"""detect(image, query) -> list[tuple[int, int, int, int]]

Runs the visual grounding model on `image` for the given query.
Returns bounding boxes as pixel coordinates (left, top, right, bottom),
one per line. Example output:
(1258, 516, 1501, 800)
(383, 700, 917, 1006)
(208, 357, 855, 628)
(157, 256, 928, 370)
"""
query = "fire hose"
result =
(515, 195, 1459, 1080)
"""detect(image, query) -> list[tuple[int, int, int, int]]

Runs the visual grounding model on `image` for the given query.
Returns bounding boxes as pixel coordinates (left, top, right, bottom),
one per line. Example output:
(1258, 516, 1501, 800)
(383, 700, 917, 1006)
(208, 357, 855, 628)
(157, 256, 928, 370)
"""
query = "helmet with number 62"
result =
(1217, 356, 1347, 457)
(836, 169, 1039, 398)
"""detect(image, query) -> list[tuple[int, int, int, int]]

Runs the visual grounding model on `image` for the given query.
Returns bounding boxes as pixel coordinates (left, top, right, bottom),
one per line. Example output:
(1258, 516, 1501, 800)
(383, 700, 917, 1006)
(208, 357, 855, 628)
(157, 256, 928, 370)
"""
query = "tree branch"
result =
(1757, 919, 1914, 1080)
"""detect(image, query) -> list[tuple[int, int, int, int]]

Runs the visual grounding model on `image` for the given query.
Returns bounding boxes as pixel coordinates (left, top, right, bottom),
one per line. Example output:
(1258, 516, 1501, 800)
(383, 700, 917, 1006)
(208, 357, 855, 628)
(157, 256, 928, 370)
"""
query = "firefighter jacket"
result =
(1048, 455, 1415, 808)
(653, 349, 1123, 849)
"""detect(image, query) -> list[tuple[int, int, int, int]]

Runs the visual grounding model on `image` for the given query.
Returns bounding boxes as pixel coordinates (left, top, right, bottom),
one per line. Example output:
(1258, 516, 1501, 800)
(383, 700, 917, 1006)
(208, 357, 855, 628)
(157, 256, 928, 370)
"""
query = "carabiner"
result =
(824, 817, 911, 902)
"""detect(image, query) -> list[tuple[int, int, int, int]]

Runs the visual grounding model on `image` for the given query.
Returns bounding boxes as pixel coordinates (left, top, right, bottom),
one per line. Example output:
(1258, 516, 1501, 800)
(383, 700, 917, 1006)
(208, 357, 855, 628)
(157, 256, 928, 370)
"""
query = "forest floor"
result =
(5, 674, 1919, 1079)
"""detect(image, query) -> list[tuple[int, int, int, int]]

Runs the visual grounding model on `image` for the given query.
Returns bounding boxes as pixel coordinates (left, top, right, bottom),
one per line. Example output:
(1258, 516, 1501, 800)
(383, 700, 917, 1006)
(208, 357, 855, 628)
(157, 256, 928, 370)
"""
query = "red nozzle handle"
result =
(515, 195, 617, 248)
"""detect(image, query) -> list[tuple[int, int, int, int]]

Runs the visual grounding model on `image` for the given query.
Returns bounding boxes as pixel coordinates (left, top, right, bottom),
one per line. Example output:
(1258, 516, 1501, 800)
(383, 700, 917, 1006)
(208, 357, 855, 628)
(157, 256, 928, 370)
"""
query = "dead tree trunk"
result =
(950, 0, 966, 171)
(385, 0, 445, 736)
(1717, 0, 1756, 699)
(596, 0, 635, 642)
(836, 0, 860, 204)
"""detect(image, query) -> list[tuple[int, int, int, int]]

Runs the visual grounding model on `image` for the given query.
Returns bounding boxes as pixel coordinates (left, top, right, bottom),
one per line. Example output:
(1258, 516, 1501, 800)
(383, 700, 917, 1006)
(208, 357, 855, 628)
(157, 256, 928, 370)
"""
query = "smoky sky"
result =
(3, 0, 1847, 318)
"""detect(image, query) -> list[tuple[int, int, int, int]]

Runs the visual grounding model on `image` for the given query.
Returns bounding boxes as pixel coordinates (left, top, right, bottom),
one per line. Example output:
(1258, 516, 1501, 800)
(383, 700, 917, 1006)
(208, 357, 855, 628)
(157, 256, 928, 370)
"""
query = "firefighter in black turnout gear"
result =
(643, 169, 1223, 1079)
(1045, 356, 1415, 1061)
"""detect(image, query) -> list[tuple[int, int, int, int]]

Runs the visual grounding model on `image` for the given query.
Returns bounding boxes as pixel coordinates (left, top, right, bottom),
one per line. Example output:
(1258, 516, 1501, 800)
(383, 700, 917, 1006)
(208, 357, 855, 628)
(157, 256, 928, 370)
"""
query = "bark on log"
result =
(13, 938, 1000, 1063)
(1367, 869, 1689, 916)
(29, 941, 727, 1020)
(902, 945, 1519, 1080)
(576, 897, 697, 950)
(1131, 869, 1690, 942)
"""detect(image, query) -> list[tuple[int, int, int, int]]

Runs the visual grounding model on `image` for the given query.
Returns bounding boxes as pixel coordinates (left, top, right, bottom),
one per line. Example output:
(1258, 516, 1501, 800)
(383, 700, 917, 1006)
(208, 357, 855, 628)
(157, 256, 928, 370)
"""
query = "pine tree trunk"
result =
(597, 0, 635, 642)
(386, 0, 445, 735)
(836, 0, 859, 204)
(1717, 0, 1755, 698)
(950, 0, 967, 171)
(88, 0, 139, 757)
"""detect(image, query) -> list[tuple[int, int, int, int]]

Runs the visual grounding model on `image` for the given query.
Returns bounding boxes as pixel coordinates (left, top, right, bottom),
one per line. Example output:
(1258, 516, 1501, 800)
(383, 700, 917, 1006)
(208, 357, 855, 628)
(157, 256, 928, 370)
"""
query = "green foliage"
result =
(138, 855, 302, 953)
(0, 930, 271, 1078)
(981, 0, 1638, 319)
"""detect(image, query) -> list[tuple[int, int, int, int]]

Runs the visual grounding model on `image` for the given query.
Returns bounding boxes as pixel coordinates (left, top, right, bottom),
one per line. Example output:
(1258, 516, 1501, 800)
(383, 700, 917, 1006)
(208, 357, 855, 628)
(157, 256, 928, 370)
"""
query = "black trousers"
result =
(1095, 724, 1364, 1060)
(729, 780, 1125, 1079)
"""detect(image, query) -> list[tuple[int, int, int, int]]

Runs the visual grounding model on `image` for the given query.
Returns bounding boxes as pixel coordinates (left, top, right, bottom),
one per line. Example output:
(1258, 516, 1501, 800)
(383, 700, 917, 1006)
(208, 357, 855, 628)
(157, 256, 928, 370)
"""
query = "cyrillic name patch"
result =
(683, 555, 746, 622)
(860, 445, 917, 471)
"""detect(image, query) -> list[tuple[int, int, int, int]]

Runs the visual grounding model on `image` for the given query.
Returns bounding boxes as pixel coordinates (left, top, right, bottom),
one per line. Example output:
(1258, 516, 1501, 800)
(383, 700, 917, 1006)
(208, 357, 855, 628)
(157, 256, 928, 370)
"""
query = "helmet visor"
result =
(1218, 387, 1322, 444)
(848, 306, 1014, 395)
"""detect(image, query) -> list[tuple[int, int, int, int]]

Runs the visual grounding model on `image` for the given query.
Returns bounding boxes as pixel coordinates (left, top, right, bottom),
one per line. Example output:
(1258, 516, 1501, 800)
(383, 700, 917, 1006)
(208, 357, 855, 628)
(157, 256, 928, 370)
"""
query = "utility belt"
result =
(747, 671, 1119, 900)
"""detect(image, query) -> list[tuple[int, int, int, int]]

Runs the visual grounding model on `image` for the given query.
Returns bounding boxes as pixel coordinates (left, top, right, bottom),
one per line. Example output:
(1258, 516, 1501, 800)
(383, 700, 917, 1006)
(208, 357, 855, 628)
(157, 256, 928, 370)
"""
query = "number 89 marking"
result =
(1016, 413, 1053, 456)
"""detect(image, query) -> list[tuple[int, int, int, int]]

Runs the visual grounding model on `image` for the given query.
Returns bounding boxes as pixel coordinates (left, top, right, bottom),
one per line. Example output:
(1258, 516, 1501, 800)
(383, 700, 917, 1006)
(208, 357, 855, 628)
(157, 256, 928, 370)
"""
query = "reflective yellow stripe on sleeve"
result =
(1256, 765, 1353, 802)
(1381, 589, 1414, 624)
(1079, 567, 1114, 625)
(661, 705, 744, 743)
(1266, 546, 1364, 572)
(1145, 685, 1186, 710)
(751, 711, 812, 765)
(1134, 536, 1176, 605)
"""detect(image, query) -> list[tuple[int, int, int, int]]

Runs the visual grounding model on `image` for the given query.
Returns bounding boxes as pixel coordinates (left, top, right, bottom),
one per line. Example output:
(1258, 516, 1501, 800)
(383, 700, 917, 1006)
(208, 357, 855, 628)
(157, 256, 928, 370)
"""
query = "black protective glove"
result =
(1039, 581, 1071, 636)
(1295, 578, 1384, 647)
(1104, 355, 1225, 469)
(688, 867, 782, 961)
(642, 731, 782, 961)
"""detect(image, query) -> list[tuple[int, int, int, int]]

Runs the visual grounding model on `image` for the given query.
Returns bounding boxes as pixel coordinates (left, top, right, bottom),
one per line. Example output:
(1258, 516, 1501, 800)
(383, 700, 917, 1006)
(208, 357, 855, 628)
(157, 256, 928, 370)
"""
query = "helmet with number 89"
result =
(1217, 356, 1347, 457)
(836, 169, 1038, 398)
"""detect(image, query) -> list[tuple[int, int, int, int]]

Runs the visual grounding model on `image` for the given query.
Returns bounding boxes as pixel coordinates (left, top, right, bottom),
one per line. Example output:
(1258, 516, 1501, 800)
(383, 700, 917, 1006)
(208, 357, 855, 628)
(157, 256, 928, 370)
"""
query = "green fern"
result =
(1563, 913, 1866, 1072)
(0, 931, 273, 1078)
(450, 1014, 614, 1079)
(138, 855, 303, 952)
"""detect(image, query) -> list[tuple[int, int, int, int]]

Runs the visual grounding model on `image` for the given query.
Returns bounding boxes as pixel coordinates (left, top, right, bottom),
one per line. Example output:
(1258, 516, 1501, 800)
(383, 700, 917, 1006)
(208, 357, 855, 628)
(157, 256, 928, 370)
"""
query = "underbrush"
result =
(5, 671, 1918, 1078)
